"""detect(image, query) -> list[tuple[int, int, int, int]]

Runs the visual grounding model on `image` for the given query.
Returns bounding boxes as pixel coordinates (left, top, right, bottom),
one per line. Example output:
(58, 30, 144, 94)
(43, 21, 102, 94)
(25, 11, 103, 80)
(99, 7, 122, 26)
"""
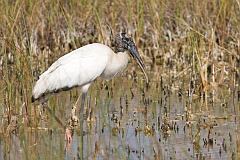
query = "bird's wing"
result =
(32, 43, 112, 99)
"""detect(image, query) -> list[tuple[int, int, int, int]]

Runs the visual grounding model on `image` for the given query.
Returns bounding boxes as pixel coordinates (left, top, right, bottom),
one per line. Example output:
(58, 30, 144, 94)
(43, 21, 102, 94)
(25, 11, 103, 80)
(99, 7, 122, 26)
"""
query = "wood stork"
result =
(32, 32, 148, 140)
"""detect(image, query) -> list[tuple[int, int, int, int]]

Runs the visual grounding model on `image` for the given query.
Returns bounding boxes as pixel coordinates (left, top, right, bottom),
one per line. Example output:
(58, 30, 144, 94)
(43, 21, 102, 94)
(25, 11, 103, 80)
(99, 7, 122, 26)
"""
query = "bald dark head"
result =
(113, 32, 149, 83)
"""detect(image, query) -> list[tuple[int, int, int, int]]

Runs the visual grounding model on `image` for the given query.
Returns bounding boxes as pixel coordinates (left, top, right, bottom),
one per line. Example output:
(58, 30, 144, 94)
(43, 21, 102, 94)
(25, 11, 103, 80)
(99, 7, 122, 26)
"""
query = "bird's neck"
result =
(115, 51, 130, 69)
(101, 51, 129, 80)
(110, 51, 130, 74)
(116, 51, 129, 63)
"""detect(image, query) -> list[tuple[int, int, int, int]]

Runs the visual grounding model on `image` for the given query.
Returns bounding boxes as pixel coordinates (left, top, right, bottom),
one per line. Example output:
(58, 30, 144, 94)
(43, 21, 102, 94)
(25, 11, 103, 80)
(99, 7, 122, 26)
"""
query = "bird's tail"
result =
(31, 96, 36, 102)
(32, 74, 49, 102)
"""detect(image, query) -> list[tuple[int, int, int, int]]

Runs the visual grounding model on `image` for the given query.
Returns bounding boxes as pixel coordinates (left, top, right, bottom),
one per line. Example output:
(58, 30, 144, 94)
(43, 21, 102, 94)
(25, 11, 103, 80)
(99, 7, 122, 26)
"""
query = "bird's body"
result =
(32, 32, 148, 144)
(32, 43, 130, 101)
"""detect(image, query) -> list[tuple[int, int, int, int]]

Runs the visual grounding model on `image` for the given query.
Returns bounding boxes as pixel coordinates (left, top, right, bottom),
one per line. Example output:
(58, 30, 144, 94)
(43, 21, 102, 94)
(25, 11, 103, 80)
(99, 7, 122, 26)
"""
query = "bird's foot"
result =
(65, 127, 73, 142)
(65, 127, 73, 151)
(65, 106, 79, 148)
(65, 107, 78, 152)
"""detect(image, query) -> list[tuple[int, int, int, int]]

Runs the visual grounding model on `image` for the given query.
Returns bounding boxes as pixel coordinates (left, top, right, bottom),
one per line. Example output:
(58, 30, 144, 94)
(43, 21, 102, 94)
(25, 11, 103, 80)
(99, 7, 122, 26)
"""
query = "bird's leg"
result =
(71, 95, 81, 125)
(80, 92, 87, 120)
(65, 95, 81, 144)
(86, 97, 94, 122)
(79, 91, 87, 132)
(86, 96, 90, 122)
(79, 92, 87, 160)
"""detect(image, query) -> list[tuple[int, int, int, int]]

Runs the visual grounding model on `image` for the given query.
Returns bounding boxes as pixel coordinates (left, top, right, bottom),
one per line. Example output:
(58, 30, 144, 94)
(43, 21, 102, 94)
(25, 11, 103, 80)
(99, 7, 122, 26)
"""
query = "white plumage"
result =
(32, 33, 148, 143)
(33, 43, 126, 100)
(32, 33, 148, 102)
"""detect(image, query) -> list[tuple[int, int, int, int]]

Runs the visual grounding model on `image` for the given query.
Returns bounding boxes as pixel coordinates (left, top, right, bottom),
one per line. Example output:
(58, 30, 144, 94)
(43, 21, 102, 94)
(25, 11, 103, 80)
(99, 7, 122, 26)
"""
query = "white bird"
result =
(32, 32, 148, 143)
(32, 32, 148, 103)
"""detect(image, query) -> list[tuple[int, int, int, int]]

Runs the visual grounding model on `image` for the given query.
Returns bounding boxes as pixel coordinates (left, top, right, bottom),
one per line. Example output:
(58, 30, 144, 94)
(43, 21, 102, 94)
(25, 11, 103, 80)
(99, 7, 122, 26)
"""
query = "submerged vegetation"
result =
(0, 0, 239, 159)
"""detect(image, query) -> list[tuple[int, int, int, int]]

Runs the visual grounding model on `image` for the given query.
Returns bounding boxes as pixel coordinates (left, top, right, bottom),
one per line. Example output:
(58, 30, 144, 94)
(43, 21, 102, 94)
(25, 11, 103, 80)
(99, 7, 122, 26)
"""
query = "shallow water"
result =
(0, 77, 239, 160)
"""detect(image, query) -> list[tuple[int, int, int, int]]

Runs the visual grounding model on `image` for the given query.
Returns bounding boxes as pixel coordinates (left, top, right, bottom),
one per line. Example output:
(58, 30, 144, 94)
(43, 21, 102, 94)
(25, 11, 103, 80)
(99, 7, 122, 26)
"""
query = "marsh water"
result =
(1, 0, 240, 159)
(0, 73, 239, 160)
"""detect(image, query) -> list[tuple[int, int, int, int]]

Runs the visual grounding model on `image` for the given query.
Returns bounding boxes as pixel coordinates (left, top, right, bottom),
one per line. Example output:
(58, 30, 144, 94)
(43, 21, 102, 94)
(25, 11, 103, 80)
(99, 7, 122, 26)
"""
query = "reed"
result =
(0, 0, 239, 158)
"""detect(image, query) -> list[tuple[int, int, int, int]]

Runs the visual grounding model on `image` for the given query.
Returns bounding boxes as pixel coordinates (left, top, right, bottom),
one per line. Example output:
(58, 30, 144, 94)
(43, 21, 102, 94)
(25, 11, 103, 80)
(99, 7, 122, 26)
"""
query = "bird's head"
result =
(114, 32, 149, 83)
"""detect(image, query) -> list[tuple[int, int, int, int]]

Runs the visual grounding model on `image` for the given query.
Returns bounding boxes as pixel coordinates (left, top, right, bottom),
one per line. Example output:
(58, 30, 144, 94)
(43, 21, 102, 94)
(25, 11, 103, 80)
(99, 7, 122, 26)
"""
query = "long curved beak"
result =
(128, 44, 149, 84)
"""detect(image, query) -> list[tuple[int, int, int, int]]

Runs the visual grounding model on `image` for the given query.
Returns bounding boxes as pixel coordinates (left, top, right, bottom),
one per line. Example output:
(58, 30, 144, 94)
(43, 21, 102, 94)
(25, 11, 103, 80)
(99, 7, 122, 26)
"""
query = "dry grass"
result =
(0, 0, 239, 137)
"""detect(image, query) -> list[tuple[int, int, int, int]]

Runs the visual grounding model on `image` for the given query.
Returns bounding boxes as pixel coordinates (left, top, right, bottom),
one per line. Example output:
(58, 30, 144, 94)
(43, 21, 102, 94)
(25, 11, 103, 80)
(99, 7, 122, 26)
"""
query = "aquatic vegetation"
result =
(0, 0, 239, 159)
